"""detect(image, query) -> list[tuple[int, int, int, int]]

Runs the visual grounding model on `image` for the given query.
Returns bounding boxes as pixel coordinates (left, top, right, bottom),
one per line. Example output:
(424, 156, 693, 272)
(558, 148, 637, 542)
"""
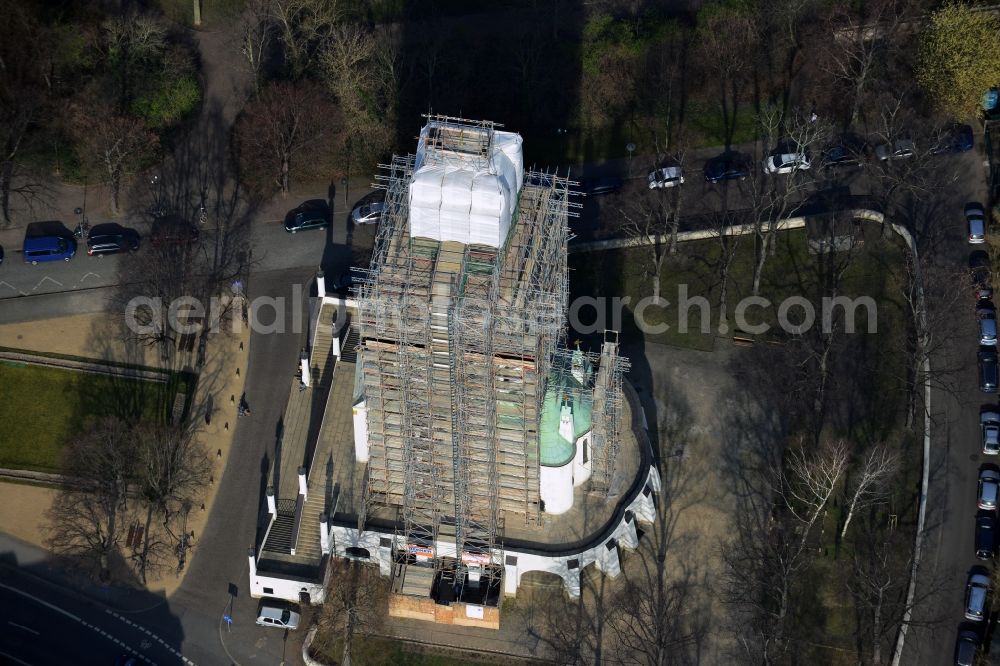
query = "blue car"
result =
(930, 124, 974, 154)
(23, 234, 76, 264)
(704, 151, 751, 183)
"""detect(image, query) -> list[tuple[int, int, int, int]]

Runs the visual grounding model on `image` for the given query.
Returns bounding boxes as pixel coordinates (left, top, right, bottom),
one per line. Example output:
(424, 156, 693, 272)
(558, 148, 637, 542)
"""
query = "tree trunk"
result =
(752, 229, 771, 296)
(281, 154, 290, 195)
(0, 160, 12, 225)
(341, 609, 355, 666)
(138, 503, 155, 584)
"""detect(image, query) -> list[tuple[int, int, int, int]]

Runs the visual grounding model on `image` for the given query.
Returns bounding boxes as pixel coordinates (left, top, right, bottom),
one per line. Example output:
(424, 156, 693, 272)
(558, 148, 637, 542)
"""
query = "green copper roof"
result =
(539, 351, 594, 467)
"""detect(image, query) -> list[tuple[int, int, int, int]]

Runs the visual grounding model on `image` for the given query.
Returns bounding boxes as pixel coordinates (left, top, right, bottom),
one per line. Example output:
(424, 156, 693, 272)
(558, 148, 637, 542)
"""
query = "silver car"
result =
(351, 201, 385, 225)
(965, 573, 990, 622)
(984, 412, 1000, 455)
(648, 166, 684, 189)
(967, 203, 987, 244)
(980, 469, 1000, 509)
(875, 139, 916, 161)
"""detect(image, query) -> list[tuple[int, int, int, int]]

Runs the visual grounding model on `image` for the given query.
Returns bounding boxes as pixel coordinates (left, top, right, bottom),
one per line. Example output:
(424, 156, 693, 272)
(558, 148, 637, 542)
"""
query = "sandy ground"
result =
(0, 311, 250, 597)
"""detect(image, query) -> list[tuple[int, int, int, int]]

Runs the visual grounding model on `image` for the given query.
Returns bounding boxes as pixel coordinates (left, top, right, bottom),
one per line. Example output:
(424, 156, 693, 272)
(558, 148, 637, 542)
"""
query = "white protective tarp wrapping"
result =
(408, 125, 524, 248)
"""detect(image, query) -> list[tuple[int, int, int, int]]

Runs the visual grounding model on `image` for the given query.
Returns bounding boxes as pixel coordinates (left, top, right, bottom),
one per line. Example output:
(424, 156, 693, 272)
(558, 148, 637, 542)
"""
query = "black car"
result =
(86, 223, 141, 256)
(284, 200, 331, 233)
(930, 123, 974, 155)
(330, 270, 357, 293)
(971, 250, 991, 290)
(704, 151, 751, 183)
(955, 626, 981, 666)
(976, 511, 998, 559)
(821, 134, 868, 168)
(583, 175, 623, 196)
(0, 243, 4, 265)
(980, 349, 999, 394)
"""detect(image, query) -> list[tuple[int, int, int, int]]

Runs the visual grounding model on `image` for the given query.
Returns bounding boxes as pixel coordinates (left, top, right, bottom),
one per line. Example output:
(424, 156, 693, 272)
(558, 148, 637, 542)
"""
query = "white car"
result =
(763, 153, 810, 174)
(351, 201, 385, 225)
(983, 411, 1000, 455)
(647, 166, 684, 189)
(967, 203, 987, 244)
(256, 604, 300, 630)
(980, 469, 1000, 510)
(875, 139, 915, 161)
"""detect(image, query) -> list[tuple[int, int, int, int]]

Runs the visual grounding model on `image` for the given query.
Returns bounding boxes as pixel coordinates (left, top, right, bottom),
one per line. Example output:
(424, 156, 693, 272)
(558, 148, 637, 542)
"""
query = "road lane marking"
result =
(7, 621, 40, 635)
(0, 582, 168, 665)
(0, 650, 32, 665)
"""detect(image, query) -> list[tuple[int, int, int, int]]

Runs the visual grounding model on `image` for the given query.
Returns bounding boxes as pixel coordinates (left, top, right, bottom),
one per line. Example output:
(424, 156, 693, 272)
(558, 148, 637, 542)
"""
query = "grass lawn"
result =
(569, 224, 905, 352)
(313, 636, 504, 666)
(0, 362, 175, 473)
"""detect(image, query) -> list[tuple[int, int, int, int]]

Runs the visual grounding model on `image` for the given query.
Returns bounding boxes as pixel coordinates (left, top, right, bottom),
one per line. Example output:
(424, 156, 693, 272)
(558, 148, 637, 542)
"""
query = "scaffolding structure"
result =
(356, 116, 628, 599)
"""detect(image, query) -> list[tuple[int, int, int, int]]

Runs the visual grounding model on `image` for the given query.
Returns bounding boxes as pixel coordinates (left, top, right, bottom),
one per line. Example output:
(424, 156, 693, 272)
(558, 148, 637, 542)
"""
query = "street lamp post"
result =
(341, 176, 348, 210)
(626, 142, 636, 178)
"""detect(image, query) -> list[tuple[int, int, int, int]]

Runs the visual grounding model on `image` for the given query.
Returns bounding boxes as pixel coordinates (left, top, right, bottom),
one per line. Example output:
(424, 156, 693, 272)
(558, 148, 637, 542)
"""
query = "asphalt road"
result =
(0, 572, 188, 666)
(898, 147, 992, 664)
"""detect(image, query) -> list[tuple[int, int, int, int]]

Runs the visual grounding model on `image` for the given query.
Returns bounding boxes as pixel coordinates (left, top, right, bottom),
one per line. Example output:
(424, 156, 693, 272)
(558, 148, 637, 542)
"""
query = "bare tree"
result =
(312, 559, 388, 666)
(841, 445, 899, 538)
(71, 106, 158, 217)
(817, 0, 908, 125)
(234, 80, 338, 195)
(693, 5, 759, 147)
(320, 22, 397, 171)
(133, 424, 212, 583)
(44, 419, 136, 582)
(270, 0, 341, 80)
(239, 0, 276, 95)
(746, 105, 832, 296)
(619, 186, 680, 304)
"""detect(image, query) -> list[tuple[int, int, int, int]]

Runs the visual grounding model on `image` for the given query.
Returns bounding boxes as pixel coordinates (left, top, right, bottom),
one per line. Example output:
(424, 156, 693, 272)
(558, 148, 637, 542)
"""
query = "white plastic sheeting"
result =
(408, 125, 524, 248)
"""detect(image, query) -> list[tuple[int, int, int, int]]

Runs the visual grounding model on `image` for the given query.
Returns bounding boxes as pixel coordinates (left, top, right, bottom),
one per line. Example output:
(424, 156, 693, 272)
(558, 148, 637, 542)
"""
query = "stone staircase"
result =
(293, 488, 327, 562)
(340, 326, 359, 363)
(262, 499, 297, 554)
(311, 306, 337, 391)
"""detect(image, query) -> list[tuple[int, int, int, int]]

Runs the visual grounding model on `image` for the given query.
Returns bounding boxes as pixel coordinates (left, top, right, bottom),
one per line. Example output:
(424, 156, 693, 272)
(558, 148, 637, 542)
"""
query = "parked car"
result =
(979, 469, 1000, 509)
(977, 512, 998, 560)
(0, 243, 4, 265)
(704, 151, 752, 183)
(583, 175, 624, 195)
(965, 571, 991, 619)
(955, 627, 981, 666)
(980, 350, 999, 393)
(114, 656, 151, 666)
(763, 152, 811, 174)
(330, 270, 356, 293)
(967, 203, 987, 244)
(979, 286, 995, 301)
(150, 216, 200, 247)
(821, 134, 868, 168)
(970, 251, 991, 290)
(983, 411, 1000, 454)
(931, 124, 974, 154)
(23, 233, 76, 264)
(875, 139, 916, 161)
(979, 302, 997, 346)
(256, 604, 300, 630)
(647, 166, 684, 189)
(86, 223, 141, 256)
(284, 200, 331, 233)
(351, 201, 385, 225)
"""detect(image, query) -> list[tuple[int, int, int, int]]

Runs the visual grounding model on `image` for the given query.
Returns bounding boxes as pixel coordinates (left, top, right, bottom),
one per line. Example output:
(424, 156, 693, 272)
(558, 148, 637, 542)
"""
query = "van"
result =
(23, 234, 76, 264)
(255, 604, 300, 630)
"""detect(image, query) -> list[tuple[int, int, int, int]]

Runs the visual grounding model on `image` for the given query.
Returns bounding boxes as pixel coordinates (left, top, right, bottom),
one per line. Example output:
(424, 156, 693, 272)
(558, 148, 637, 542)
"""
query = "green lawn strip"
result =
(0, 362, 172, 472)
(569, 225, 907, 352)
(314, 636, 506, 666)
(0, 345, 171, 376)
